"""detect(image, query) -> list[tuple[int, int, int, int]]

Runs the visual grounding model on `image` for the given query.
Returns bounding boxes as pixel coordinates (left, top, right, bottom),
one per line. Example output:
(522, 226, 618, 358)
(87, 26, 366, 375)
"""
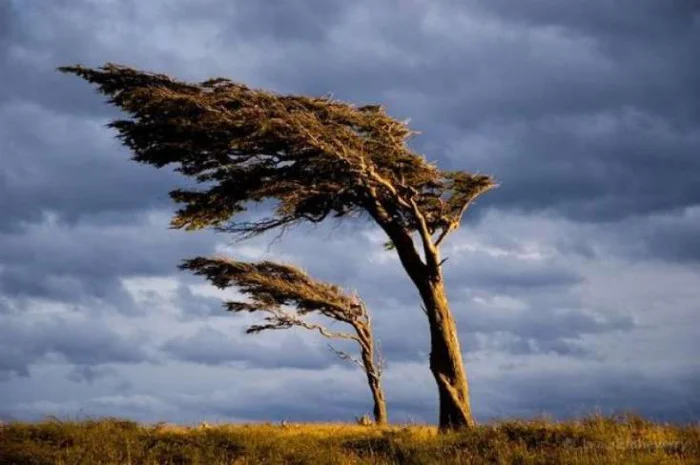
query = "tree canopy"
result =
(181, 257, 367, 339)
(181, 256, 387, 424)
(59, 64, 495, 250)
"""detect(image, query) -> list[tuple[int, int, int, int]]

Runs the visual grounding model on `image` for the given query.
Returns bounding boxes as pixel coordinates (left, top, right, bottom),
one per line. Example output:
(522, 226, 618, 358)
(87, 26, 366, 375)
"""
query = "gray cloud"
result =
(2, 0, 698, 237)
(225, 0, 347, 43)
(241, 0, 700, 223)
(0, 304, 151, 381)
(607, 206, 700, 263)
(377, 297, 635, 364)
(162, 326, 339, 370)
(0, 211, 215, 309)
(477, 368, 700, 423)
(5, 362, 696, 424)
(0, 102, 183, 231)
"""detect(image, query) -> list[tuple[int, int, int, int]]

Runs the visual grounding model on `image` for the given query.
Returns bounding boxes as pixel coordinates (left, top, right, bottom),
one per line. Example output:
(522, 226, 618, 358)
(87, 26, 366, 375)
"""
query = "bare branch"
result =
(328, 344, 366, 372)
(264, 311, 361, 342)
(375, 339, 387, 376)
(433, 224, 454, 248)
(408, 197, 440, 269)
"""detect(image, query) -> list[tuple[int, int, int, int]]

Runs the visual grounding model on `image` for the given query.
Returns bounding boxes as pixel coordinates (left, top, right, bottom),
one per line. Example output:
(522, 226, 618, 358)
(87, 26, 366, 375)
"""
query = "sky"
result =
(1, 0, 699, 425)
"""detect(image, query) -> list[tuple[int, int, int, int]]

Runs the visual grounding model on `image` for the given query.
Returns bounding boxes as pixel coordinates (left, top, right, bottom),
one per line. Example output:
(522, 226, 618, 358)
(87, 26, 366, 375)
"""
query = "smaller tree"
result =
(181, 256, 388, 425)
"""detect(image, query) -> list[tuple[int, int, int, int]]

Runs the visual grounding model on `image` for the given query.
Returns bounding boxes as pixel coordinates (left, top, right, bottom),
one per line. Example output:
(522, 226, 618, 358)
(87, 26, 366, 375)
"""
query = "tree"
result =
(60, 63, 496, 430)
(181, 256, 388, 425)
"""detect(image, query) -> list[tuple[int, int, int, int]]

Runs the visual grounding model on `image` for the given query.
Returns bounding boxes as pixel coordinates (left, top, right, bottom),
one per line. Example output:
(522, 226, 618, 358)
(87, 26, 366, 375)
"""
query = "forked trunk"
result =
(371, 206, 475, 430)
(422, 279, 475, 431)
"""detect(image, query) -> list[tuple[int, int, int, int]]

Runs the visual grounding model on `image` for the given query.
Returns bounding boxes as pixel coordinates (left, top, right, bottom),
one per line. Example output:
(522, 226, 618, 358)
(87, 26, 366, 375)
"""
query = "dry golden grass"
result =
(1, 413, 698, 464)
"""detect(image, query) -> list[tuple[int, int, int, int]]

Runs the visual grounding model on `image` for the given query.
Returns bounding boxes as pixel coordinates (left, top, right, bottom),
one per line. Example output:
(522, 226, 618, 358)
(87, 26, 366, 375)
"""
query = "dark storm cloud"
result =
(232, 221, 585, 312)
(171, 284, 229, 321)
(208, 393, 368, 423)
(239, 0, 700, 224)
(2, 0, 699, 233)
(464, 303, 635, 343)
(0, 1, 125, 119)
(171, 372, 377, 423)
(4, 362, 697, 424)
(0, 306, 151, 381)
(641, 210, 700, 263)
(3, 0, 697, 235)
(0, 1, 11, 44)
(207, 222, 626, 366)
(443, 253, 583, 292)
(0, 212, 215, 309)
(470, 0, 699, 48)
(162, 326, 338, 370)
(478, 368, 700, 423)
(474, 110, 700, 222)
(377, 296, 635, 363)
(0, 1, 236, 231)
(226, 0, 347, 43)
(66, 366, 118, 384)
(0, 102, 184, 231)
(610, 206, 700, 264)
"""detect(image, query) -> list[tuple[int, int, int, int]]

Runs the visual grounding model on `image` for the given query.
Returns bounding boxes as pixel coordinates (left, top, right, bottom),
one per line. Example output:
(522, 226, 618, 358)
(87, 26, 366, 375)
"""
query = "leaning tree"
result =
(181, 257, 387, 425)
(60, 64, 496, 430)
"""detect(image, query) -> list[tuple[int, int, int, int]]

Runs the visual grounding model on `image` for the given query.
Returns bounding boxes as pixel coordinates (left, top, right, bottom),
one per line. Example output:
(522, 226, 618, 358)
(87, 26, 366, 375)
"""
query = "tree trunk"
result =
(357, 327, 388, 425)
(368, 207, 474, 430)
(391, 234, 475, 430)
(367, 371, 388, 425)
(421, 278, 475, 431)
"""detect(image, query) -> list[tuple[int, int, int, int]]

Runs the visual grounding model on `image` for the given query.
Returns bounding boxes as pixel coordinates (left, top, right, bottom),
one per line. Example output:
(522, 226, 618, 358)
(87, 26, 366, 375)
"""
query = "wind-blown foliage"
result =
(181, 257, 387, 425)
(58, 64, 493, 242)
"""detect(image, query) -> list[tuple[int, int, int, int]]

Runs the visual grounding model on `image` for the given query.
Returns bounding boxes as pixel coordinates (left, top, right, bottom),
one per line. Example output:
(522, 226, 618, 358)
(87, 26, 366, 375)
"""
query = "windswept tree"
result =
(181, 257, 388, 425)
(60, 64, 496, 430)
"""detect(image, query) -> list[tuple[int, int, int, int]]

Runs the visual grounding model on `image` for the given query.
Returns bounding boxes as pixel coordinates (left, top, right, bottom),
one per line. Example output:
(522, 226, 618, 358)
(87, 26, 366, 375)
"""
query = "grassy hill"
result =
(1, 414, 698, 464)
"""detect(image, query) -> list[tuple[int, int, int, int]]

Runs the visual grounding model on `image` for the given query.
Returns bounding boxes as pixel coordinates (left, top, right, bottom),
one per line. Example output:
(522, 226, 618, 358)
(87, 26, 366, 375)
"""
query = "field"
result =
(1, 414, 698, 464)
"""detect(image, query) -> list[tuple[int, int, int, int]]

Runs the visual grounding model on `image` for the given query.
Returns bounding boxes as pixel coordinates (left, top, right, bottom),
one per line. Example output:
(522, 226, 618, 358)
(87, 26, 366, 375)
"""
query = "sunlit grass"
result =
(1, 413, 698, 464)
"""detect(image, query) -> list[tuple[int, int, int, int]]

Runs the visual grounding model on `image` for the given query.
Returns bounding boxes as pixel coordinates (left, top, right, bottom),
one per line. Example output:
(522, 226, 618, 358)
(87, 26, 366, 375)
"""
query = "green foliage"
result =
(1, 414, 698, 465)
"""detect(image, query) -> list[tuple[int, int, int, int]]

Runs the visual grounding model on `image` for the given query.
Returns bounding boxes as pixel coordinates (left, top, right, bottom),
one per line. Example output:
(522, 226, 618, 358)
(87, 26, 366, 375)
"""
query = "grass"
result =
(1, 413, 698, 464)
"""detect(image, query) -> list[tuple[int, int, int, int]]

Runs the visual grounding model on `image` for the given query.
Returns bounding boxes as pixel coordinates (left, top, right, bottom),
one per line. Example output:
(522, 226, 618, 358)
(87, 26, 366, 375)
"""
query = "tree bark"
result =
(357, 326, 388, 425)
(421, 278, 475, 431)
(367, 369, 388, 425)
(392, 234, 475, 430)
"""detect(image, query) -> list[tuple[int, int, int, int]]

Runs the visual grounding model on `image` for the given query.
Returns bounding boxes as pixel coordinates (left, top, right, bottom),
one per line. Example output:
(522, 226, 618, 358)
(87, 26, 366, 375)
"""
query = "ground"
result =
(1, 413, 698, 464)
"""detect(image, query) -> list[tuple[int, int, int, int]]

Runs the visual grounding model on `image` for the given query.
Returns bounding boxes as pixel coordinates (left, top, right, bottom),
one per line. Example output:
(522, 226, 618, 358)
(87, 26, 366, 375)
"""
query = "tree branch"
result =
(290, 317, 361, 343)
(408, 198, 440, 270)
(328, 344, 366, 372)
(433, 223, 455, 248)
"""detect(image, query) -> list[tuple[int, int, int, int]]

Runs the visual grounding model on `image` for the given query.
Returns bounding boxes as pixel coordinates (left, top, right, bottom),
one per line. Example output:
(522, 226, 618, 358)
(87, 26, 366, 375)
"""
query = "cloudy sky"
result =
(1, 0, 699, 425)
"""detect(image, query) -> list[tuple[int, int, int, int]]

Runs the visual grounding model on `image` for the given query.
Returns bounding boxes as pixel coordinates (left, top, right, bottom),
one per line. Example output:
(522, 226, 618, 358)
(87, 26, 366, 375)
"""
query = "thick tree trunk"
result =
(391, 236, 475, 430)
(421, 279, 475, 431)
(368, 205, 474, 430)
